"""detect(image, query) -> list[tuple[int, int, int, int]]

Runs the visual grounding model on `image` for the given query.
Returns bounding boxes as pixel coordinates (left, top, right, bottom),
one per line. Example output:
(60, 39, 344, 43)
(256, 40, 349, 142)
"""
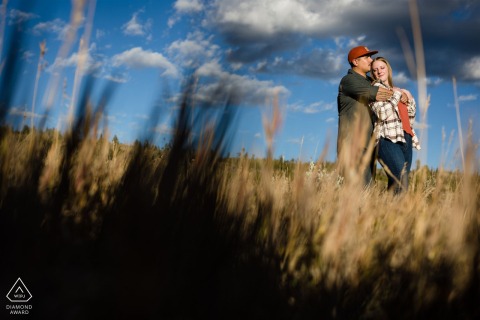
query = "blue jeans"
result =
(378, 132, 412, 194)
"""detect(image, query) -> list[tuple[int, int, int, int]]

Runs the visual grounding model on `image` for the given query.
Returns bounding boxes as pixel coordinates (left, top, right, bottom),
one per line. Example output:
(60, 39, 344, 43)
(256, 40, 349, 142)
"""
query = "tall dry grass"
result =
(1, 1, 480, 319)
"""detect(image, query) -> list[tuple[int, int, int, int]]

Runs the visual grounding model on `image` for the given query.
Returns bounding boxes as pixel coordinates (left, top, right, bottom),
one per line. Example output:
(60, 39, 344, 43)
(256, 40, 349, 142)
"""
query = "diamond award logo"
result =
(6, 278, 32, 302)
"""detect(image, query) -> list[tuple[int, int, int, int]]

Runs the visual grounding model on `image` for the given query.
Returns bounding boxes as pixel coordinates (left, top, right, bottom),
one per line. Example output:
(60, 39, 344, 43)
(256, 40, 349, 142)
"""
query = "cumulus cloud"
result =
(167, 32, 220, 68)
(46, 43, 111, 80)
(211, 0, 345, 38)
(169, 0, 204, 28)
(111, 47, 179, 77)
(122, 10, 152, 38)
(463, 57, 480, 81)
(194, 60, 289, 106)
(32, 18, 70, 39)
(393, 72, 409, 86)
(204, 0, 480, 83)
(48, 50, 102, 75)
(174, 0, 204, 14)
(207, 0, 404, 66)
(266, 48, 344, 79)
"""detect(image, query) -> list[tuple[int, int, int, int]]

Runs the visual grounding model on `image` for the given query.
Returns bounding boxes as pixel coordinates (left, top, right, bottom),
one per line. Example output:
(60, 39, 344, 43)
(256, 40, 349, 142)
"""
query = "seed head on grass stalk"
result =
(30, 40, 46, 131)
(42, 0, 88, 112)
(262, 89, 283, 165)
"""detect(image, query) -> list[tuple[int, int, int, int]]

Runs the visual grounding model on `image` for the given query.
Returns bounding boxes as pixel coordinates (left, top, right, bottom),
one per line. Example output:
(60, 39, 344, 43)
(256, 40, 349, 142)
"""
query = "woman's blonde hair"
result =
(371, 56, 394, 88)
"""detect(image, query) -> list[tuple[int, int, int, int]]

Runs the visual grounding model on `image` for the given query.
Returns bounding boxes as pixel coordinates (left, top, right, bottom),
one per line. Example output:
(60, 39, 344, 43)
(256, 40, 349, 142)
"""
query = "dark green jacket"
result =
(337, 69, 379, 155)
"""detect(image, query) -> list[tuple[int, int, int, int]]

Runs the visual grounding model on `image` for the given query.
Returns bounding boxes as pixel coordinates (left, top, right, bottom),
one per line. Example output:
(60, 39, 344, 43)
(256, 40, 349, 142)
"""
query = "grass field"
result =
(1, 86, 479, 319)
(1, 2, 479, 319)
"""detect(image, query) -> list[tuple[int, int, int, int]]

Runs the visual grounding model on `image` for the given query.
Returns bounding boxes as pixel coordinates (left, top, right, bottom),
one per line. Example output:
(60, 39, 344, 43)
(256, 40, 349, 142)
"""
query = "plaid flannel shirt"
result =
(369, 82, 421, 150)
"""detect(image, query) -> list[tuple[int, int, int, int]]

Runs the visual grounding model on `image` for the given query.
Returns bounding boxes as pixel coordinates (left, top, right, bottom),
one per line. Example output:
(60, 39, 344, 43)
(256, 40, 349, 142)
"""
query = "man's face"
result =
(353, 55, 373, 73)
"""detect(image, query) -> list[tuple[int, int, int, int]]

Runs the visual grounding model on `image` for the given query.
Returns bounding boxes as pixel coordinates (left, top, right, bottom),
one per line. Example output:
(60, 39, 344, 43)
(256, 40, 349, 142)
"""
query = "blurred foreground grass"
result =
(1, 110, 479, 319)
(1, 3, 479, 318)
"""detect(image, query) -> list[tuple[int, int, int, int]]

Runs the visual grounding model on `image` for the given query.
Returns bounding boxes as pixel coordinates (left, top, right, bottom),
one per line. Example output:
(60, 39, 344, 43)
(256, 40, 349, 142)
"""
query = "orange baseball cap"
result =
(348, 46, 378, 62)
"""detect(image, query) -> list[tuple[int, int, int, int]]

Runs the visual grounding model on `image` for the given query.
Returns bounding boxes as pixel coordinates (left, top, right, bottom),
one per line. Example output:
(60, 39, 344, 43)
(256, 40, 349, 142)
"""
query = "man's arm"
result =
(341, 76, 379, 102)
(376, 87, 409, 103)
(341, 75, 408, 103)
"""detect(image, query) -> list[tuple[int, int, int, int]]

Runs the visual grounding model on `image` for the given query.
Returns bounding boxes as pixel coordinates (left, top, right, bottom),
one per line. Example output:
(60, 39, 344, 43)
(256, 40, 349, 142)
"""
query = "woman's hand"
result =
(393, 87, 408, 104)
(401, 89, 414, 101)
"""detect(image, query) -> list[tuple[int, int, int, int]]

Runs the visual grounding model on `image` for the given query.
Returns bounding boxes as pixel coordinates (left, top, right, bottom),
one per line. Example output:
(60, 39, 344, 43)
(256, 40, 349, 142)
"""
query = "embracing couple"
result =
(337, 46, 421, 194)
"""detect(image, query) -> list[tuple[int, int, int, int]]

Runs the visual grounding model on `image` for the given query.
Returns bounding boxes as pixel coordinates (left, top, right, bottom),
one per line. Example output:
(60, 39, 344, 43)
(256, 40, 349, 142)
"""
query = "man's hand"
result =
(376, 87, 393, 101)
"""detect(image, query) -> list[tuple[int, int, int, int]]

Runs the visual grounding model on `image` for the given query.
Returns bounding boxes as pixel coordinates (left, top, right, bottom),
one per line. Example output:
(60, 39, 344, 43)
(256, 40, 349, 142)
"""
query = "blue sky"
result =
(2, 0, 480, 170)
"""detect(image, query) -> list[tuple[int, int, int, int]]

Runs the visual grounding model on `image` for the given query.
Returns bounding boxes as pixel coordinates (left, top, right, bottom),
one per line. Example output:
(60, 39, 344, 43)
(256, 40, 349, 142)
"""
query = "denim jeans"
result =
(378, 132, 412, 194)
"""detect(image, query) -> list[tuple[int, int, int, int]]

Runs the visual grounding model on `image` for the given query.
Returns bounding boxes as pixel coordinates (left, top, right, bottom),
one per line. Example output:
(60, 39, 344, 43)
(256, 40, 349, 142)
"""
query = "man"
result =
(337, 46, 397, 186)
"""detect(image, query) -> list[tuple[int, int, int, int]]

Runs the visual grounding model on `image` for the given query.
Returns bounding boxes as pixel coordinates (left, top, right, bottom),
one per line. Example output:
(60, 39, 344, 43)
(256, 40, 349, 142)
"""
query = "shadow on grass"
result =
(0, 23, 291, 319)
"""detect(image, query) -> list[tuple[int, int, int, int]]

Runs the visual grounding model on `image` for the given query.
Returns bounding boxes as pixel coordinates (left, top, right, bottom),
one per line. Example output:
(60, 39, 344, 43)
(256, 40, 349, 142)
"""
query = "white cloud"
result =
(463, 57, 480, 80)
(49, 52, 99, 73)
(203, 0, 479, 86)
(167, 32, 220, 68)
(122, 10, 152, 37)
(9, 107, 47, 119)
(47, 43, 102, 74)
(104, 73, 128, 83)
(174, 0, 204, 13)
(96, 29, 106, 40)
(287, 137, 304, 145)
(111, 47, 179, 77)
(272, 56, 283, 66)
(153, 123, 174, 135)
(414, 122, 430, 130)
(458, 94, 477, 102)
(303, 105, 321, 114)
(249, 60, 268, 73)
(334, 35, 367, 50)
(33, 18, 70, 39)
(211, 0, 354, 37)
(393, 72, 409, 86)
(9, 9, 38, 25)
(262, 48, 344, 79)
(426, 76, 443, 86)
(230, 62, 243, 71)
(195, 60, 289, 106)
(169, 1, 204, 28)
(22, 50, 34, 62)
(288, 101, 334, 114)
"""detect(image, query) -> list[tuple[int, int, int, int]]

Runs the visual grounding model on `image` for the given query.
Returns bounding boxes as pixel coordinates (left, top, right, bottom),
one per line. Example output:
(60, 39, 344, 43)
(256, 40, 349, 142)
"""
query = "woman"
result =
(369, 57, 421, 194)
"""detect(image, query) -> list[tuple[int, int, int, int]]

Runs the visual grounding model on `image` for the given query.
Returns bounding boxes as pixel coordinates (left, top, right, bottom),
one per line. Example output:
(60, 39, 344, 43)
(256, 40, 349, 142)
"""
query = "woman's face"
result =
(371, 60, 389, 84)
